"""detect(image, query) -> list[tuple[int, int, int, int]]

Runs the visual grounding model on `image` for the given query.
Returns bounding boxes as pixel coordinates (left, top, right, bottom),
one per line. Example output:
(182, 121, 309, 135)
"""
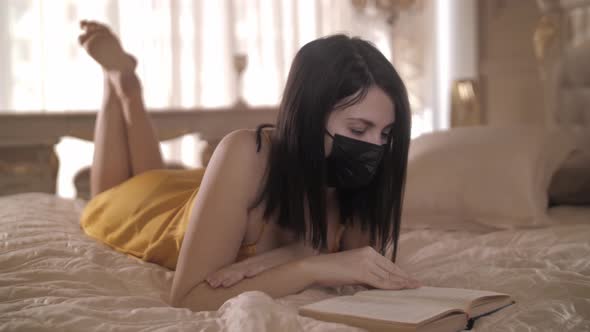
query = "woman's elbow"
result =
(166, 290, 184, 308)
(169, 285, 221, 312)
(169, 286, 194, 309)
(169, 294, 206, 311)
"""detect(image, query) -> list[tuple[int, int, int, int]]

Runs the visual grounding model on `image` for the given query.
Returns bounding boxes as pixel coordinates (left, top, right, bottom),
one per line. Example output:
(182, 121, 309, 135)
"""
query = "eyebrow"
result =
(346, 117, 394, 129)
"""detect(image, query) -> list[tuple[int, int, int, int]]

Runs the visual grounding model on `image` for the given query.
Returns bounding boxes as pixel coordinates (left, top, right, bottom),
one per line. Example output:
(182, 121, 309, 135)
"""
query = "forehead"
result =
(337, 86, 395, 124)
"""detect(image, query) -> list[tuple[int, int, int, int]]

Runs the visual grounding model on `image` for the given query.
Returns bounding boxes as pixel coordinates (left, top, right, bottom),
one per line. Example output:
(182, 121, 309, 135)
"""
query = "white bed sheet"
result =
(1, 193, 589, 331)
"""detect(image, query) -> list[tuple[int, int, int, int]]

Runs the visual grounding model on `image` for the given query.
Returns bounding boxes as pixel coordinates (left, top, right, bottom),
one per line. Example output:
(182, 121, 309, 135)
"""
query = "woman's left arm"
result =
(207, 220, 349, 288)
(206, 242, 318, 288)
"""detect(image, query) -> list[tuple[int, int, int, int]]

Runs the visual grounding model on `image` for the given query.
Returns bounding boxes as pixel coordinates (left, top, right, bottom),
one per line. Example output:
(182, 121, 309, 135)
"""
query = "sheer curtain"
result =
(1, 0, 433, 197)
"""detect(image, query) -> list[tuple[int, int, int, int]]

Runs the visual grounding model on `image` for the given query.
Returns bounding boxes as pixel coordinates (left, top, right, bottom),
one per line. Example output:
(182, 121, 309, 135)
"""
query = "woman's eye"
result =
(350, 128, 365, 135)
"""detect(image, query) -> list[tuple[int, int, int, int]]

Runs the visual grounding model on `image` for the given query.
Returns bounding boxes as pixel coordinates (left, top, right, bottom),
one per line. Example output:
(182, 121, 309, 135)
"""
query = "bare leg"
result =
(90, 77, 133, 197)
(113, 71, 165, 176)
(79, 20, 164, 197)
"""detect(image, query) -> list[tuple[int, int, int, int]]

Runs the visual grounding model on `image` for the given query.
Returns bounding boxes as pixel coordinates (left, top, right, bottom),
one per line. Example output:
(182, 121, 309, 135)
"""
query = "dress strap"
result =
(255, 124, 274, 152)
(241, 222, 266, 247)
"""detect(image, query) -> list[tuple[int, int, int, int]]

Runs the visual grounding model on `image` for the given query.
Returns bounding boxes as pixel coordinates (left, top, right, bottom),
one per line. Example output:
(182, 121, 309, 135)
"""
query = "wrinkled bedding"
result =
(1, 193, 589, 331)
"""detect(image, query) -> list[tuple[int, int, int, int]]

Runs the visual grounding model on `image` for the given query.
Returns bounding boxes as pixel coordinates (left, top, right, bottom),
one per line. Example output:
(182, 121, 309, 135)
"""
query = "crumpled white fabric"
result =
(1, 193, 589, 332)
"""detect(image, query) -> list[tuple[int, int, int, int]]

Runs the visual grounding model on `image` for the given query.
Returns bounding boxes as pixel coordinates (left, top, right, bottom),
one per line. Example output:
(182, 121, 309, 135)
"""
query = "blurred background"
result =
(0, 0, 546, 198)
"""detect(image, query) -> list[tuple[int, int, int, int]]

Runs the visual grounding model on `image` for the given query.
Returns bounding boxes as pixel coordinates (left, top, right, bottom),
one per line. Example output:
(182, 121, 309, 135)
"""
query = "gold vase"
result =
(450, 79, 482, 127)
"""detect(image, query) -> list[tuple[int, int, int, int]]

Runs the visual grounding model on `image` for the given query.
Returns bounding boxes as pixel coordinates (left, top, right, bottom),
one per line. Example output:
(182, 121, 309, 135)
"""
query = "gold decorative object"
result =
(233, 54, 248, 109)
(352, 0, 419, 25)
(451, 79, 482, 127)
(533, 15, 558, 62)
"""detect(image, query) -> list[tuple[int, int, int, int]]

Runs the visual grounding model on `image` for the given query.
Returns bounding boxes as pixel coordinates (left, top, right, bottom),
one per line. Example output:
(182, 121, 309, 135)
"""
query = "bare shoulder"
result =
(170, 128, 272, 305)
(208, 128, 271, 189)
(216, 128, 270, 166)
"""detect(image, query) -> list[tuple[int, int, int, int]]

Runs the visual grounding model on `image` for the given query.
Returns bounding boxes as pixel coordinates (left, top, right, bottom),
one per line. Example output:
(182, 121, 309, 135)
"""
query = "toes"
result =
(78, 21, 112, 46)
(78, 32, 93, 46)
(79, 30, 110, 47)
(80, 20, 110, 33)
(79, 20, 91, 28)
(87, 24, 107, 34)
(86, 23, 102, 32)
(78, 30, 102, 46)
(87, 20, 109, 32)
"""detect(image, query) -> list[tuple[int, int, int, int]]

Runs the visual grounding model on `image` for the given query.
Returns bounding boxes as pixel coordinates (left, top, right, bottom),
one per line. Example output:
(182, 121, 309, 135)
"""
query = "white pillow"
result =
(401, 126, 577, 230)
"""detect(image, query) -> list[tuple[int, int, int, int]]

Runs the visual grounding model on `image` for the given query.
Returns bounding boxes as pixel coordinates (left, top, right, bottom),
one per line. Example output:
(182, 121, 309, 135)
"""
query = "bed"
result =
(0, 192, 589, 331)
(2, 2, 590, 332)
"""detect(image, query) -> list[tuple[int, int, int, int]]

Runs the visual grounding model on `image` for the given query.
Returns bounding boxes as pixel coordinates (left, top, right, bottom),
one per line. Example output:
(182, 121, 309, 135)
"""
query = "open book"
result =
(299, 286, 514, 332)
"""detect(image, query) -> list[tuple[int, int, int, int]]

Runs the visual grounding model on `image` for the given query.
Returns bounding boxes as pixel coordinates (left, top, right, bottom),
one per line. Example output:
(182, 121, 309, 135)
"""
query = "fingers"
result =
(369, 251, 421, 284)
(369, 268, 404, 285)
(367, 270, 407, 290)
(244, 264, 266, 278)
(368, 265, 414, 288)
(206, 270, 247, 289)
(206, 274, 221, 288)
(368, 271, 422, 290)
(373, 255, 409, 278)
(363, 247, 422, 289)
(221, 273, 244, 288)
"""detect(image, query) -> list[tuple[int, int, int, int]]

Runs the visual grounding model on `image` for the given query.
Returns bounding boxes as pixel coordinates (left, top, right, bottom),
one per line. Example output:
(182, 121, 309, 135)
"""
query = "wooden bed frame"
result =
(0, 107, 277, 198)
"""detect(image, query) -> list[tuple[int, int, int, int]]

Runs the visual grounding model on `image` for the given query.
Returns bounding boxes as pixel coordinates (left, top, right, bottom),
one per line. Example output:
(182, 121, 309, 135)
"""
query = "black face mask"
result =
(325, 132, 386, 189)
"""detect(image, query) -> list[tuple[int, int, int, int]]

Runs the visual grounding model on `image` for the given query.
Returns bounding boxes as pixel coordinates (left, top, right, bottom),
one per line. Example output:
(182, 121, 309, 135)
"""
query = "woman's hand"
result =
(302, 246, 421, 290)
(206, 259, 267, 288)
(206, 242, 319, 288)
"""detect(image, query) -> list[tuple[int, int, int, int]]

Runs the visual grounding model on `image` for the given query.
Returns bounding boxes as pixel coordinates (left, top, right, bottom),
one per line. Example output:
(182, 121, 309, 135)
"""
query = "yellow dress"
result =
(80, 168, 264, 270)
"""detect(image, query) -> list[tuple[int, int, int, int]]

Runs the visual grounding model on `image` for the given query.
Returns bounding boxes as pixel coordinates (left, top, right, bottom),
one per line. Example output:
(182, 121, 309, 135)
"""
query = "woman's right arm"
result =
(174, 257, 313, 311)
(169, 129, 264, 308)
(174, 245, 420, 311)
(205, 241, 319, 288)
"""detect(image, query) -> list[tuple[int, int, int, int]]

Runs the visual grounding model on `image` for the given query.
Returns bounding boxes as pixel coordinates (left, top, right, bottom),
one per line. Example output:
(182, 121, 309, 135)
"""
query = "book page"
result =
(299, 295, 465, 325)
(355, 287, 510, 313)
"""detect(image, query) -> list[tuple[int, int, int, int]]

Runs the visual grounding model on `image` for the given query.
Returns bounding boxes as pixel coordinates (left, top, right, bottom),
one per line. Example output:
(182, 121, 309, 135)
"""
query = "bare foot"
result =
(79, 20, 140, 98)
(78, 20, 136, 73)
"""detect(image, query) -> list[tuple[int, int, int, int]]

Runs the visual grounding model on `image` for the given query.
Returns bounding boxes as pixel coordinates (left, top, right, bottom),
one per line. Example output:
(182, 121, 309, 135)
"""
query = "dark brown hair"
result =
(251, 34, 411, 261)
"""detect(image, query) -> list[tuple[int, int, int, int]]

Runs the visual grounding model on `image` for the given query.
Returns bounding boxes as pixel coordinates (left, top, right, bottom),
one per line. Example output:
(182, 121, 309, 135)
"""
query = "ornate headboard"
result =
(536, 0, 590, 133)
(0, 108, 277, 199)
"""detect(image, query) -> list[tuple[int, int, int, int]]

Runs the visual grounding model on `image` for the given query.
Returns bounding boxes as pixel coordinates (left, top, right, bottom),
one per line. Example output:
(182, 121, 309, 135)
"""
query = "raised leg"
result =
(90, 77, 132, 197)
(114, 71, 165, 176)
(79, 20, 164, 198)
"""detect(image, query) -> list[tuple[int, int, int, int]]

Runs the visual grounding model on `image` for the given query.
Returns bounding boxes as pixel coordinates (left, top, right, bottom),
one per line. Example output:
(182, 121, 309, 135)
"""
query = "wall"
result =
(478, 0, 545, 125)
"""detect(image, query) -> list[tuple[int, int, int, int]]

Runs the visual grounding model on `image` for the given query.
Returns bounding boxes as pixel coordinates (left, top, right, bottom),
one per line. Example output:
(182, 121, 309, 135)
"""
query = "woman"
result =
(78, 20, 420, 312)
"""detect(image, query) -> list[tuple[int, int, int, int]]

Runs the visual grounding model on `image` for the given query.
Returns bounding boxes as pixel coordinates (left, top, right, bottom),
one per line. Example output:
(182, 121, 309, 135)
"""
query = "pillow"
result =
(548, 134, 590, 206)
(401, 126, 577, 230)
